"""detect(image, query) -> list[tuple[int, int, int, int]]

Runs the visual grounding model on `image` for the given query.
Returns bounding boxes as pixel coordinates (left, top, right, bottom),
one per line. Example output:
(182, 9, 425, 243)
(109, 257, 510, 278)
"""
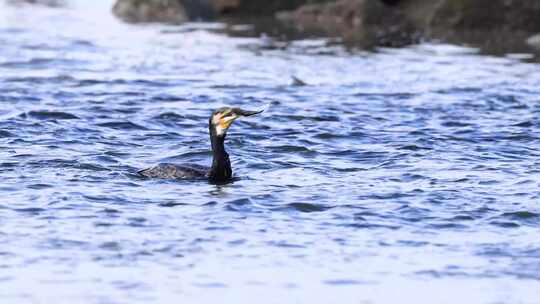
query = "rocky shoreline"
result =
(112, 0, 540, 54)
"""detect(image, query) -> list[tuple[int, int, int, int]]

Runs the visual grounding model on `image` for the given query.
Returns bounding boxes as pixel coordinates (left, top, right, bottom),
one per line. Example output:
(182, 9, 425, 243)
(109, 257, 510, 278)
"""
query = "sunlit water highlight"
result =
(0, 1, 540, 303)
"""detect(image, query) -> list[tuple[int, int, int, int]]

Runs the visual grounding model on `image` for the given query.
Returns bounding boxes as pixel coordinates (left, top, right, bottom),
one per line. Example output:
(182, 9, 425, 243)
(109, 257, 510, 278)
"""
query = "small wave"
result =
(512, 121, 535, 128)
(490, 221, 520, 228)
(13, 207, 46, 214)
(501, 211, 539, 219)
(4, 75, 76, 84)
(398, 144, 432, 151)
(268, 240, 305, 249)
(279, 202, 333, 213)
(0, 130, 13, 137)
(21, 110, 79, 120)
(268, 145, 315, 153)
(224, 198, 256, 212)
(323, 279, 374, 286)
(97, 121, 147, 130)
(158, 201, 189, 207)
(0, 58, 84, 69)
(152, 112, 186, 120)
(26, 183, 54, 190)
(441, 121, 473, 127)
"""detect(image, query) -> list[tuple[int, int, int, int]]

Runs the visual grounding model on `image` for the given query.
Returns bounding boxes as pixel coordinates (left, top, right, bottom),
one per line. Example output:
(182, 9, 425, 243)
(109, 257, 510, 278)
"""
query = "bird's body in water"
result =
(138, 107, 262, 183)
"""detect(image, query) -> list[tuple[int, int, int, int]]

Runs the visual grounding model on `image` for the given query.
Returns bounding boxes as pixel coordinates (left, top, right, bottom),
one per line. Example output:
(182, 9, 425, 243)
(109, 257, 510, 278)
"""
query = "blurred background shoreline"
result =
(6, 0, 540, 59)
(112, 0, 540, 59)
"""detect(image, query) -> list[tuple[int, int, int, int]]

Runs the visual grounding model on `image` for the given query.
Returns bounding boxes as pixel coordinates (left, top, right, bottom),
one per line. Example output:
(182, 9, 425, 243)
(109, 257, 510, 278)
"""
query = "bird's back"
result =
(138, 163, 208, 179)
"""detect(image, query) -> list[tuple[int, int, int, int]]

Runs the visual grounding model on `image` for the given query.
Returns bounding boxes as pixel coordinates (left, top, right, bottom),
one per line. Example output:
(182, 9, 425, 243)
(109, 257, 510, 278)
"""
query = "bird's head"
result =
(210, 107, 263, 137)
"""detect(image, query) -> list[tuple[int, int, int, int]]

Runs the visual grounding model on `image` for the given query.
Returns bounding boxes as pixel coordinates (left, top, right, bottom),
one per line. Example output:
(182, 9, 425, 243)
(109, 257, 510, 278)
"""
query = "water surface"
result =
(1, 1, 540, 303)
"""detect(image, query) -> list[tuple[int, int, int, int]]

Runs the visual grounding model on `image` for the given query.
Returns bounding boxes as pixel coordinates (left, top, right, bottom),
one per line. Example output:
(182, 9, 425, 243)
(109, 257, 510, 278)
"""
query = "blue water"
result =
(1, 1, 540, 303)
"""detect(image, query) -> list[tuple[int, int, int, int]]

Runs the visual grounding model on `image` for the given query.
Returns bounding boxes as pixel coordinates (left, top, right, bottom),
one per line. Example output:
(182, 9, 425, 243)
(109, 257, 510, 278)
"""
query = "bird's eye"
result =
(222, 112, 233, 118)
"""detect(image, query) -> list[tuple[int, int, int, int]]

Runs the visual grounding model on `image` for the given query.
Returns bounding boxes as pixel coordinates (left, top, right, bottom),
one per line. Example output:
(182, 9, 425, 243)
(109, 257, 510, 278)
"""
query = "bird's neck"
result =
(209, 127, 232, 182)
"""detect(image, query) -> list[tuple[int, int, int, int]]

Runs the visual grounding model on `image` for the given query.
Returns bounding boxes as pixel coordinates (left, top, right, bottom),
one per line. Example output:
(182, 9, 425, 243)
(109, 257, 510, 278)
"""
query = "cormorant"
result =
(138, 107, 262, 183)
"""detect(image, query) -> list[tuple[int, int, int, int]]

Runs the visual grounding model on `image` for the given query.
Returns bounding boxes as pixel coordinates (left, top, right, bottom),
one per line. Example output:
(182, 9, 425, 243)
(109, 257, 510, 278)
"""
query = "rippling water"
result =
(1, 1, 540, 303)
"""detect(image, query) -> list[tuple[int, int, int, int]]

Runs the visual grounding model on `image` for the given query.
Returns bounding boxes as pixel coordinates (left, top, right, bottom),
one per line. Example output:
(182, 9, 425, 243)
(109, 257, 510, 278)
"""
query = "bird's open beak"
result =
(233, 107, 264, 117)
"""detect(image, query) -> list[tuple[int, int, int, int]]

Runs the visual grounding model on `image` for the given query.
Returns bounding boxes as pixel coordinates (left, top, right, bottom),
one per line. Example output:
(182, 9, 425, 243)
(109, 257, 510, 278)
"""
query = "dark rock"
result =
(213, 0, 310, 15)
(112, 0, 315, 22)
(180, 0, 218, 19)
(212, 0, 241, 13)
(380, 0, 401, 6)
(113, 0, 188, 23)
(277, 0, 419, 47)
(432, 0, 540, 32)
(110, 0, 540, 54)
(276, 0, 540, 50)
(426, 0, 540, 54)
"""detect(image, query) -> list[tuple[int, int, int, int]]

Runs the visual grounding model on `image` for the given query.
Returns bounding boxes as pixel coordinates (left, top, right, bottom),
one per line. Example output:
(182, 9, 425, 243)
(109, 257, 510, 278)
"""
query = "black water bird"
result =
(138, 107, 263, 183)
